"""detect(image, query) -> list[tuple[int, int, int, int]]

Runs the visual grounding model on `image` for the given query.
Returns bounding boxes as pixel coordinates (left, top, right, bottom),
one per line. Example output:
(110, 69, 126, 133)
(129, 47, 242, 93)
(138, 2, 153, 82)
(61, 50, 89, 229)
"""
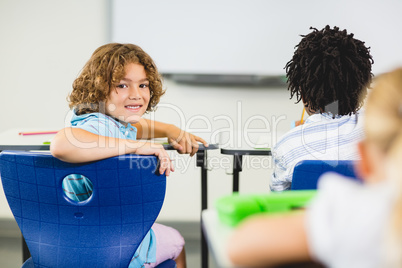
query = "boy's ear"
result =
(356, 141, 371, 178)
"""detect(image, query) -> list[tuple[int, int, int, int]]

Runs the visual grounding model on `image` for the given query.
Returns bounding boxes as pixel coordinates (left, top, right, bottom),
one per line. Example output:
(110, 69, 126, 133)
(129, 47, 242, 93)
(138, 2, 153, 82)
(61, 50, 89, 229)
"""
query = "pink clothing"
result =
(144, 223, 185, 267)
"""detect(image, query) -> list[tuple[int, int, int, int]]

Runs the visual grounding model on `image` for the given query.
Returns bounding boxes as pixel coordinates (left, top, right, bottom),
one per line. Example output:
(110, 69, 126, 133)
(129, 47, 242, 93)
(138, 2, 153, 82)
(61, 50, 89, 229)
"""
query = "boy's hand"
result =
(134, 142, 174, 176)
(295, 120, 305, 127)
(166, 125, 209, 156)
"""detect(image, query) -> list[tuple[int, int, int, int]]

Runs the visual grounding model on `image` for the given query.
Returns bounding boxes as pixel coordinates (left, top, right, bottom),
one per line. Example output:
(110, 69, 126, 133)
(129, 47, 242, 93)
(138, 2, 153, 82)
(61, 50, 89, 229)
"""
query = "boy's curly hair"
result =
(284, 25, 374, 116)
(69, 43, 165, 115)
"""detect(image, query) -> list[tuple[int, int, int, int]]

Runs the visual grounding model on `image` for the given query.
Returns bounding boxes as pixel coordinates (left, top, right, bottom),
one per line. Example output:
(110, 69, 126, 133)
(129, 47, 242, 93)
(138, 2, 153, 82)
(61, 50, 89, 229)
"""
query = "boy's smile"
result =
(106, 63, 150, 126)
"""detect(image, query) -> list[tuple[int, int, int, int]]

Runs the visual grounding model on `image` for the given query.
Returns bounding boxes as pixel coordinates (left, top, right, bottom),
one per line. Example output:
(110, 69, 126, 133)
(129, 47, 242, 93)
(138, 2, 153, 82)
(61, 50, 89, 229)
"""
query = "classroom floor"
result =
(0, 219, 218, 268)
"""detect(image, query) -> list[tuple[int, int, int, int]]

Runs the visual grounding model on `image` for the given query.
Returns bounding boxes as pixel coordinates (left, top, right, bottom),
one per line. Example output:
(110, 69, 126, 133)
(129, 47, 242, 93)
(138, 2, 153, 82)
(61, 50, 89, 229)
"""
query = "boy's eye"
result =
(139, 83, 149, 89)
(116, 84, 128, 89)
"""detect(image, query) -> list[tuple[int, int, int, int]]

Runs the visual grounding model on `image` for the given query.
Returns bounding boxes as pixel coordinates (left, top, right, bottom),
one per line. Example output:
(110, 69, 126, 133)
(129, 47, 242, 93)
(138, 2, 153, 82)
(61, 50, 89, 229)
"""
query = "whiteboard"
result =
(112, 0, 402, 76)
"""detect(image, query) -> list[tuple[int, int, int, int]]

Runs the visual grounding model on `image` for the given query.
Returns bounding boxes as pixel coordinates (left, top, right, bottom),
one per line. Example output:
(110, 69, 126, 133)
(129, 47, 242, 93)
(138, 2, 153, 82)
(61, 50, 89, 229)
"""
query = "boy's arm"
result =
(134, 118, 209, 156)
(50, 127, 173, 175)
(227, 212, 312, 267)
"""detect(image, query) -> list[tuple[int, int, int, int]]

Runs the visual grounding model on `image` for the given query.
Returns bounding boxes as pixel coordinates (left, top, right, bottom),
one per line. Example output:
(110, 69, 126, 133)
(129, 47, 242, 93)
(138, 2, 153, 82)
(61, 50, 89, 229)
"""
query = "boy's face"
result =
(106, 63, 150, 125)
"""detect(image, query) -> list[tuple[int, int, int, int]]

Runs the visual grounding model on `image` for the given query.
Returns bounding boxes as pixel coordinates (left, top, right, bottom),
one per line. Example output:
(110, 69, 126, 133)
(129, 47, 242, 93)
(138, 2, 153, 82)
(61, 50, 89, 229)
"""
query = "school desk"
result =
(220, 148, 271, 192)
(202, 209, 326, 268)
(202, 209, 236, 267)
(0, 129, 218, 268)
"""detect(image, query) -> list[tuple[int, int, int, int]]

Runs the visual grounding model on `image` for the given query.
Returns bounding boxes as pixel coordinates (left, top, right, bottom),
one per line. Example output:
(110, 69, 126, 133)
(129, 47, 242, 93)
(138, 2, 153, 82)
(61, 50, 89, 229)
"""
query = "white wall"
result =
(0, 0, 302, 221)
(0, 0, 109, 218)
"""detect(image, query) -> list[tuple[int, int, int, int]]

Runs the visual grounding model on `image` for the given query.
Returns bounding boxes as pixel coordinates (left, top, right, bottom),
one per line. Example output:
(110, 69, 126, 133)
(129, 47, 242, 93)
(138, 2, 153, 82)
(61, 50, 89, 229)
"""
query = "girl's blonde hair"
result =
(69, 43, 165, 115)
(364, 67, 402, 267)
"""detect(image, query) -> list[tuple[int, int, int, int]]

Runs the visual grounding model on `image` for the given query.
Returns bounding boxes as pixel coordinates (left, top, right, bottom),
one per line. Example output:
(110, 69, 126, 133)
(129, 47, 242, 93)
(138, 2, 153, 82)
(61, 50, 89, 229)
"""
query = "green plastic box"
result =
(215, 190, 317, 226)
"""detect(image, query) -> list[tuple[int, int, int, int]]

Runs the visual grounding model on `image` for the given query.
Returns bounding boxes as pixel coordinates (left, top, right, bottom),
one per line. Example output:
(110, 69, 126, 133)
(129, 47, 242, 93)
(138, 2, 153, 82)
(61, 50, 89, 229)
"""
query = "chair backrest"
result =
(0, 150, 166, 268)
(291, 160, 361, 190)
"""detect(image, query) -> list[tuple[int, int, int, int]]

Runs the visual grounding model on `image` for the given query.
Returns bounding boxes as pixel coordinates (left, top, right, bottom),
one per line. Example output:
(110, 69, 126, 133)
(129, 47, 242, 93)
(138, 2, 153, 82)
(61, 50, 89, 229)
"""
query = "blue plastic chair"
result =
(0, 150, 176, 268)
(290, 160, 361, 190)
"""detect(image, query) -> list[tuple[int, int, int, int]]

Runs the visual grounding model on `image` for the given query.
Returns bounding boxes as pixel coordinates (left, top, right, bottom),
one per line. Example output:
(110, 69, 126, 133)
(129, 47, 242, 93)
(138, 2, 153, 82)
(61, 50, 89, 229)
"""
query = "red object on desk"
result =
(19, 131, 59, 136)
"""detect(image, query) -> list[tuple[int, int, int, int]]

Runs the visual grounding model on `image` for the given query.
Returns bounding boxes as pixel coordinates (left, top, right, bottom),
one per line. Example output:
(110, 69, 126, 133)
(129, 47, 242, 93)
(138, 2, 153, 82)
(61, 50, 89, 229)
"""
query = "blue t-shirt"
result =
(70, 111, 138, 140)
(63, 111, 138, 201)
(63, 111, 156, 267)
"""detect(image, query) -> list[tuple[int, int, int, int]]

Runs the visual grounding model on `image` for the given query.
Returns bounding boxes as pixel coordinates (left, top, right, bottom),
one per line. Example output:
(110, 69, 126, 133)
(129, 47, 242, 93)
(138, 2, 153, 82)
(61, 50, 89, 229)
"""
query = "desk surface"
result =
(0, 143, 218, 152)
(0, 129, 218, 152)
(220, 148, 271, 156)
(202, 209, 238, 268)
(0, 129, 56, 147)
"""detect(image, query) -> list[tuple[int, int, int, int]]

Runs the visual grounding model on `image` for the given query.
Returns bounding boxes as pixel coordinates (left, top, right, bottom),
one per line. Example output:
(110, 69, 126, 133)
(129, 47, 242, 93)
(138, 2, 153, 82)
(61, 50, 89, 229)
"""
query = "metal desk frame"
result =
(220, 148, 271, 192)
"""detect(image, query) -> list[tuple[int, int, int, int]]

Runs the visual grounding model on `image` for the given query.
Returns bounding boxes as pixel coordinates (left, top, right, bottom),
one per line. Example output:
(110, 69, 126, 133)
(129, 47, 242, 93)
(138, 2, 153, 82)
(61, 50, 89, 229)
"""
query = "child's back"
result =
(271, 26, 373, 191)
(271, 111, 364, 191)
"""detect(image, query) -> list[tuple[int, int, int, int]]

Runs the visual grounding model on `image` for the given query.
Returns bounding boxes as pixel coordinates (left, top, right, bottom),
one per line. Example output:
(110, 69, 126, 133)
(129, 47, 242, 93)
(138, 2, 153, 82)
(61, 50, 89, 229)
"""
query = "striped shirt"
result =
(270, 111, 364, 191)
